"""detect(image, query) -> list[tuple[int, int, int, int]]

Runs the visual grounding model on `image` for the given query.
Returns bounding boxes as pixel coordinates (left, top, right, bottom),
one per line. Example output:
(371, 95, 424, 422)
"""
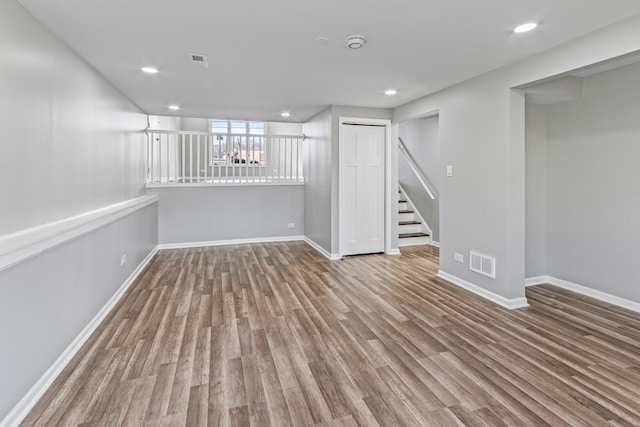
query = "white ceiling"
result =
(18, 0, 640, 122)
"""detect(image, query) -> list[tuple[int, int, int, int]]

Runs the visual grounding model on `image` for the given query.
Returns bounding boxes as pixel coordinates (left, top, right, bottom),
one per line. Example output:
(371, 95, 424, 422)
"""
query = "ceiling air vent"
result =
(188, 53, 208, 68)
(469, 251, 496, 279)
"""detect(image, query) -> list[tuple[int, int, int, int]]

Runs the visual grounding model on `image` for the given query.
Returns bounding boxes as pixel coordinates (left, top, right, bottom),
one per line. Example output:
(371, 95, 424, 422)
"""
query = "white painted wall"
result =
(0, 1, 157, 421)
(148, 115, 181, 130)
(181, 117, 210, 132)
(0, 0, 147, 236)
(394, 14, 640, 301)
(148, 119, 306, 244)
(545, 61, 640, 302)
(267, 121, 303, 135)
(147, 186, 304, 244)
(302, 107, 333, 253)
(525, 105, 548, 277)
(0, 203, 158, 423)
(398, 116, 440, 241)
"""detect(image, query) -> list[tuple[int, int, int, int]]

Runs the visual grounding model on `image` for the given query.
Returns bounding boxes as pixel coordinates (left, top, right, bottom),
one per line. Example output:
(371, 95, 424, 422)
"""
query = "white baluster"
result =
(181, 134, 186, 183)
(189, 134, 193, 183)
(197, 134, 201, 182)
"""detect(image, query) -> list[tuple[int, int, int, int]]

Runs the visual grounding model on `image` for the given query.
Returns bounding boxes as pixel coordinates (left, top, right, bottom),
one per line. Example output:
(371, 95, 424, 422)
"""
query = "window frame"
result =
(210, 119, 266, 166)
(211, 119, 265, 135)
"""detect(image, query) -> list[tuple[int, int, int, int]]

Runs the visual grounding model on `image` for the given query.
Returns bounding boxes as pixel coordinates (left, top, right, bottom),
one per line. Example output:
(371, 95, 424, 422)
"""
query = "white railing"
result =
(146, 130, 304, 185)
(398, 137, 436, 199)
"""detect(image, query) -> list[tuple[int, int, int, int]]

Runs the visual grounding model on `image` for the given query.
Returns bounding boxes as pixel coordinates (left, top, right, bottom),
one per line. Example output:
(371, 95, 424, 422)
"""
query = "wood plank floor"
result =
(22, 242, 640, 426)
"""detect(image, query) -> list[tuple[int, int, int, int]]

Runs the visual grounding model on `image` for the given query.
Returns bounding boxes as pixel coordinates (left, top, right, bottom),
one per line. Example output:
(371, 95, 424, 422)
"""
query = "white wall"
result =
(0, 0, 147, 236)
(0, 0, 156, 421)
(181, 117, 210, 132)
(394, 14, 640, 301)
(0, 203, 157, 423)
(267, 121, 303, 135)
(545, 62, 640, 302)
(148, 118, 305, 246)
(302, 107, 333, 252)
(148, 115, 181, 130)
(525, 105, 548, 277)
(147, 186, 304, 244)
(398, 116, 440, 241)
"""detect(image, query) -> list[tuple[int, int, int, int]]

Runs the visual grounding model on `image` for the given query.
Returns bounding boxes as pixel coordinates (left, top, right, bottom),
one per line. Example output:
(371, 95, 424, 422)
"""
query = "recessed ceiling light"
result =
(281, 112, 291, 117)
(141, 66, 159, 74)
(514, 22, 537, 33)
(168, 105, 180, 110)
(385, 89, 397, 95)
(313, 37, 330, 46)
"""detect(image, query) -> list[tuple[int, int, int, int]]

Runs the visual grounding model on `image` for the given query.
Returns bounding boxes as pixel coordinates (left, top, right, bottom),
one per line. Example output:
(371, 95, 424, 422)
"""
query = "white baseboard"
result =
(386, 248, 401, 256)
(525, 275, 549, 287)
(525, 275, 640, 314)
(158, 235, 304, 250)
(437, 270, 529, 310)
(429, 241, 440, 248)
(0, 246, 159, 427)
(303, 237, 341, 260)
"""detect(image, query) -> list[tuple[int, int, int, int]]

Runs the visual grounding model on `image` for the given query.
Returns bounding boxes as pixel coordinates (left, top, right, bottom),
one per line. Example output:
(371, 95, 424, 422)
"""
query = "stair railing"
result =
(398, 137, 436, 200)
(145, 129, 304, 186)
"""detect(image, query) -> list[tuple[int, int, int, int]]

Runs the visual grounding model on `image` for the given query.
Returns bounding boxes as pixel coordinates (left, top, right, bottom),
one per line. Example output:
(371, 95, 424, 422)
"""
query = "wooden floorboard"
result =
(22, 242, 640, 426)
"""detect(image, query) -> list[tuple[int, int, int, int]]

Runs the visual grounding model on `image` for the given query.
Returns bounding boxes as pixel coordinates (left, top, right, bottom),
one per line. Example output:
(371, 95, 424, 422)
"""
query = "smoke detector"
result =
(346, 35, 366, 49)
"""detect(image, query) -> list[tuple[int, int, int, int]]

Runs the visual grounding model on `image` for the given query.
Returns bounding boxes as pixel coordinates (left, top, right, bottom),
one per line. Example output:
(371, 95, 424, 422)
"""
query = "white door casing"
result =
(339, 119, 386, 256)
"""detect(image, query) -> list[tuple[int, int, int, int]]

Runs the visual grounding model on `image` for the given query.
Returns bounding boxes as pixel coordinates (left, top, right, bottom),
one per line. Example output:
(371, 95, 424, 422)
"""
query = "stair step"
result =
(399, 210, 414, 214)
(399, 220, 421, 226)
(399, 232, 430, 239)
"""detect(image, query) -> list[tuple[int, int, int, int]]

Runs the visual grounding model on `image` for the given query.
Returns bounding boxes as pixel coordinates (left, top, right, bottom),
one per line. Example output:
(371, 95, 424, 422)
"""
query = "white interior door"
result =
(340, 123, 385, 255)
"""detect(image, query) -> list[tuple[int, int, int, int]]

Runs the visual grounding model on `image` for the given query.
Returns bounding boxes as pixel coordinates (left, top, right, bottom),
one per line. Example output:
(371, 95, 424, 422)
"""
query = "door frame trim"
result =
(338, 117, 394, 257)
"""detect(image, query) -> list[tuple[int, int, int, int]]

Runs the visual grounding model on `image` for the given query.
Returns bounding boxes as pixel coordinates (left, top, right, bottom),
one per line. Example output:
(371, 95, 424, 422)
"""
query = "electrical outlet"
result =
(288, 223, 296, 229)
(454, 252, 464, 263)
(120, 254, 127, 266)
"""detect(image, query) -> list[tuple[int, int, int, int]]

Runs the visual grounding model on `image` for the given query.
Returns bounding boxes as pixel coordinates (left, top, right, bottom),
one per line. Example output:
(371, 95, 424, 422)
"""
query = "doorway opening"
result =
(397, 115, 440, 252)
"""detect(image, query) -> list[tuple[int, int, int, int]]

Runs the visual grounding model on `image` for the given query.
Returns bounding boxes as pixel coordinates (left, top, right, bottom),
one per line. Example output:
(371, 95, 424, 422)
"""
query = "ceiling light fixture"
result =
(141, 66, 159, 74)
(346, 35, 366, 49)
(168, 105, 180, 110)
(514, 22, 538, 33)
(385, 89, 397, 95)
(313, 37, 330, 46)
(281, 112, 291, 117)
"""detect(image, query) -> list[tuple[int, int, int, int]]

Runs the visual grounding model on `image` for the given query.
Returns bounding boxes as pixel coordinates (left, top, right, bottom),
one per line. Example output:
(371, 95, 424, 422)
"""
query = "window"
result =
(210, 120, 265, 165)
(211, 120, 265, 135)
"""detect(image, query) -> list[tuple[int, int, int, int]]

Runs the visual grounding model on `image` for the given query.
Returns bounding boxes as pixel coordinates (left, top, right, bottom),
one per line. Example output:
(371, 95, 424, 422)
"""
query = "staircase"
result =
(398, 187, 431, 247)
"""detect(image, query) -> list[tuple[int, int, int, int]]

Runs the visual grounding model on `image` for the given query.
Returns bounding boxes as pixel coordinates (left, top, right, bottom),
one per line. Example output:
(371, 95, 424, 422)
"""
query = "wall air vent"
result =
(469, 251, 496, 279)
(188, 53, 208, 68)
